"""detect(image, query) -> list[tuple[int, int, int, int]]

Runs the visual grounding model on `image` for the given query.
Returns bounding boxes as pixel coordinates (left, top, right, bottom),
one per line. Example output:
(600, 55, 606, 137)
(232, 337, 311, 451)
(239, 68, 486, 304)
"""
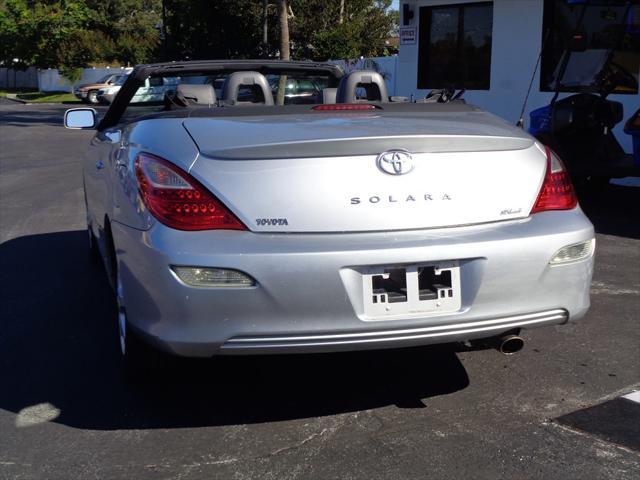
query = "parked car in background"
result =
(63, 60, 594, 378)
(267, 75, 329, 104)
(97, 76, 179, 104)
(73, 73, 127, 104)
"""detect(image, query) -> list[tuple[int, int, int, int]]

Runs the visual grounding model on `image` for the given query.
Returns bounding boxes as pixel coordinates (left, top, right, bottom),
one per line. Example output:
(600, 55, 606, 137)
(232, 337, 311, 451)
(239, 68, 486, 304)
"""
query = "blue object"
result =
(624, 109, 640, 166)
(529, 105, 552, 137)
(629, 130, 640, 166)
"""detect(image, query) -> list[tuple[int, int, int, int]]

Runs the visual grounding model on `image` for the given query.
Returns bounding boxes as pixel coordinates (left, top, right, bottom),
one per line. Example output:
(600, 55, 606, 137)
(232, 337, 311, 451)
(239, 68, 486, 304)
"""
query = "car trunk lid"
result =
(184, 112, 546, 233)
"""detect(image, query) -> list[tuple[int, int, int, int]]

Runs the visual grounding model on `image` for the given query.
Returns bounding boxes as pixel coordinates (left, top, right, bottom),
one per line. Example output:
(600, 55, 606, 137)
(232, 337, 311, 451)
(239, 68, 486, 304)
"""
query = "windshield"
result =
(97, 74, 112, 83)
(551, 49, 610, 88)
(114, 75, 128, 86)
(541, 2, 640, 94)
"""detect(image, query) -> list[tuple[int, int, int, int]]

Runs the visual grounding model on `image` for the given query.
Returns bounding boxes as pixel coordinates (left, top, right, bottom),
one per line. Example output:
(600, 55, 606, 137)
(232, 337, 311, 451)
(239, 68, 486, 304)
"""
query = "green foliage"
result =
(0, 0, 160, 71)
(164, 0, 265, 61)
(0, 0, 399, 73)
(0, 0, 33, 68)
(290, 0, 396, 60)
(164, 0, 397, 62)
(87, 0, 162, 65)
(16, 90, 79, 103)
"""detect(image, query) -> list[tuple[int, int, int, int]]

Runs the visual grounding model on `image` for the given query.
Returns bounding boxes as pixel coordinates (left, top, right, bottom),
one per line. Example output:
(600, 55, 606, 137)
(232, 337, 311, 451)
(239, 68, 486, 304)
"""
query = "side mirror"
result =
(64, 108, 97, 129)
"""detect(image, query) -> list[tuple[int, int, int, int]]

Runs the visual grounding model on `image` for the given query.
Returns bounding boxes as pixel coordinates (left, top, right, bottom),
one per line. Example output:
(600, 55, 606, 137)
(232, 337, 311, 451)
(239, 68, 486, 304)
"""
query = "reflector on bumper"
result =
(549, 239, 595, 265)
(171, 266, 255, 287)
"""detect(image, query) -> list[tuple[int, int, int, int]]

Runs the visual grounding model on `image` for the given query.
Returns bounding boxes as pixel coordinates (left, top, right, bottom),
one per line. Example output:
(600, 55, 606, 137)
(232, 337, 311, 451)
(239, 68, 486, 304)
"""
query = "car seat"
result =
(164, 84, 217, 110)
(321, 88, 338, 104)
(336, 71, 388, 103)
(177, 84, 216, 106)
(221, 71, 274, 105)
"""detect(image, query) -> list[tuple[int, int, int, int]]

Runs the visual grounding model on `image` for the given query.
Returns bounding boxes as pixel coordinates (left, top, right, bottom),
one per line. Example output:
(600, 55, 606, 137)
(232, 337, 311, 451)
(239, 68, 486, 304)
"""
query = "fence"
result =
(0, 67, 39, 89)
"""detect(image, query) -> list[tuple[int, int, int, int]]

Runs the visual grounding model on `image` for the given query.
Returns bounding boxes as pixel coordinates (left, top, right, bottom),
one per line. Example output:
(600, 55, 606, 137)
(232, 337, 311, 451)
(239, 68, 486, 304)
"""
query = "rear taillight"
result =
(530, 146, 578, 214)
(312, 104, 378, 111)
(135, 153, 245, 231)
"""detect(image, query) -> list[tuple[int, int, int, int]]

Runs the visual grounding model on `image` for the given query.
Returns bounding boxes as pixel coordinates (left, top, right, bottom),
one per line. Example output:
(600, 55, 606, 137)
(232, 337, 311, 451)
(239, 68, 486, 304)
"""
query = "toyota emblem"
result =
(376, 150, 414, 175)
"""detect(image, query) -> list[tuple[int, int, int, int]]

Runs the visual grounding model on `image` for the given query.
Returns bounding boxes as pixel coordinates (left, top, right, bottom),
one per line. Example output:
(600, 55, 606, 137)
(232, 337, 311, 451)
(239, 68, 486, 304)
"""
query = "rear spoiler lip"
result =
(191, 135, 535, 161)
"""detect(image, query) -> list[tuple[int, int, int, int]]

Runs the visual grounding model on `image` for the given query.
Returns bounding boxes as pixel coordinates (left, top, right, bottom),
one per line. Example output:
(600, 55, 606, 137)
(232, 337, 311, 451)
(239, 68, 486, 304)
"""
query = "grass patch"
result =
(16, 91, 80, 103)
(0, 88, 35, 98)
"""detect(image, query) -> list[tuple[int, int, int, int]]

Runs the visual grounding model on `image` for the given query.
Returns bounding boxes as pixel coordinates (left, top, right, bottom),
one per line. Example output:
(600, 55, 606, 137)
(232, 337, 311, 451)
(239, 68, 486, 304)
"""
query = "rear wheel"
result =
(112, 232, 162, 381)
(87, 223, 100, 264)
(84, 187, 100, 264)
(87, 90, 99, 104)
(117, 304, 162, 381)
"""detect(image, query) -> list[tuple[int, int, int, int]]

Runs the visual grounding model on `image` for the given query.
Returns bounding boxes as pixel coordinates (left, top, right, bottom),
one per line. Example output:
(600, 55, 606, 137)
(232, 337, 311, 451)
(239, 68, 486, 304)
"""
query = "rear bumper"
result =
(111, 209, 594, 357)
(222, 309, 569, 354)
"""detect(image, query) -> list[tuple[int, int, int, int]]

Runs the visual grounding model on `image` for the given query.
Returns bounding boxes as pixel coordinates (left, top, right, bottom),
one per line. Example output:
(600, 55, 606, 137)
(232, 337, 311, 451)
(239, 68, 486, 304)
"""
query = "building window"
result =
(540, 0, 640, 94)
(418, 2, 493, 91)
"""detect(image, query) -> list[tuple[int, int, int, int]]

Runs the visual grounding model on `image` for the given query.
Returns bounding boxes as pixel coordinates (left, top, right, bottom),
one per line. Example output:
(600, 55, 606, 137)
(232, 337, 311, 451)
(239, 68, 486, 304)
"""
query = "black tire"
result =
(107, 218, 163, 381)
(115, 265, 163, 381)
(87, 90, 99, 104)
(120, 312, 163, 382)
(84, 185, 100, 264)
(87, 224, 101, 264)
(103, 220, 118, 292)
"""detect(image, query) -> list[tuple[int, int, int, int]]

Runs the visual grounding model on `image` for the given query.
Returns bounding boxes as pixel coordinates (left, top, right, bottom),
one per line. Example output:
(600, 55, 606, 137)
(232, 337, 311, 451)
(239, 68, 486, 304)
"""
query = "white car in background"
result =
(97, 76, 179, 104)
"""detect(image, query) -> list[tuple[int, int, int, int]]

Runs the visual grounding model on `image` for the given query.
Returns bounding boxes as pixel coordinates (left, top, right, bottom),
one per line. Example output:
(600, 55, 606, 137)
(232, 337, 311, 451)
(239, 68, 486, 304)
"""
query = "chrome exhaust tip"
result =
(498, 335, 524, 355)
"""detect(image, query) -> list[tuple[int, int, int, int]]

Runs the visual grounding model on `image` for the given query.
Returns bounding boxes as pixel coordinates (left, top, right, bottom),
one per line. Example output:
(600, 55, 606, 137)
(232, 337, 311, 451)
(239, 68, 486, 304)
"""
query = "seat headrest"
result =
(321, 88, 337, 104)
(336, 71, 389, 103)
(176, 84, 216, 106)
(221, 71, 274, 105)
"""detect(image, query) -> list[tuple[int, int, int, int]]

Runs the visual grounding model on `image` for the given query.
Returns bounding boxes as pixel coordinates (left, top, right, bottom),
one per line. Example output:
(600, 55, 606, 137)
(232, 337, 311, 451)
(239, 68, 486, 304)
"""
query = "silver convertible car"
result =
(64, 60, 595, 376)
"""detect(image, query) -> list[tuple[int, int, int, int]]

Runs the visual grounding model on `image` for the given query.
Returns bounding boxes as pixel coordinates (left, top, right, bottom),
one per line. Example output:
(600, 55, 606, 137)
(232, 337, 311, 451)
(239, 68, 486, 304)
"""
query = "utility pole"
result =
(278, 0, 290, 61)
(262, 0, 269, 57)
(276, 0, 290, 105)
(162, 0, 168, 61)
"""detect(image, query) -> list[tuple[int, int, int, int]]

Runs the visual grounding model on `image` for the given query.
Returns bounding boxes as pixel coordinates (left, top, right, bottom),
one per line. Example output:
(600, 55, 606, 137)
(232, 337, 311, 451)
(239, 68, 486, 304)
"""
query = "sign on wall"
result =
(400, 27, 417, 45)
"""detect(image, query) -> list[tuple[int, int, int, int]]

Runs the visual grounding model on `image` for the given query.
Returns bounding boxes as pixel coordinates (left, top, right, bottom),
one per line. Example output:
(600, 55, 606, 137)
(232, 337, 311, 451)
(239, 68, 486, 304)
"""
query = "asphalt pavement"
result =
(0, 101, 639, 479)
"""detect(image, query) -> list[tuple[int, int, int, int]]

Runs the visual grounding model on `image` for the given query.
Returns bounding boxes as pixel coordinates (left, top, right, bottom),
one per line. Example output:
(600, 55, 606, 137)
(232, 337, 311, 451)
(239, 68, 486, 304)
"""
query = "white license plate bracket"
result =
(362, 261, 461, 320)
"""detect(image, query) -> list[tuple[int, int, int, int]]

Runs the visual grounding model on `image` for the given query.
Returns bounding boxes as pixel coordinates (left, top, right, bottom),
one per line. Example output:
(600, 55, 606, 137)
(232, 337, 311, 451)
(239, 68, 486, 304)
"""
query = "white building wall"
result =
(397, 0, 639, 153)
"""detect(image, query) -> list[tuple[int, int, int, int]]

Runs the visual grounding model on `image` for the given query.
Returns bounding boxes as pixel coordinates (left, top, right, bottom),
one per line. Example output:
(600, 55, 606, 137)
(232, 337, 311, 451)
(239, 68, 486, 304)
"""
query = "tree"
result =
(288, 0, 396, 60)
(87, 0, 162, 66)
(0, 0, 30, 67)
(0, 1, 95, 69)
(0, 0, 399, 73)
(163, 0, 265, 61)
(278, 0, 291, 60)
(162, 0, 395, 62)
(276, 0, 290, 105)
(0, 1, 161, 70)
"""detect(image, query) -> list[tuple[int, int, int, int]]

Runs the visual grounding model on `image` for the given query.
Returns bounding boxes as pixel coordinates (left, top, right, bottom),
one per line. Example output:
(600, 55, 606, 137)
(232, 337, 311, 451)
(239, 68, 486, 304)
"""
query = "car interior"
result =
(110, 65, 467, 129)
(161, 70, 389, 110)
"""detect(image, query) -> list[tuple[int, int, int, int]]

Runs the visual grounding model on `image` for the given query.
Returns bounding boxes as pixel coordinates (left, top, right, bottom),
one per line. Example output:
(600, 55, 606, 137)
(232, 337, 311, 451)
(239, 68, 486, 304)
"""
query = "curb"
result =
(3, 94, 80, 106)
(5, 94, 29, 104)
